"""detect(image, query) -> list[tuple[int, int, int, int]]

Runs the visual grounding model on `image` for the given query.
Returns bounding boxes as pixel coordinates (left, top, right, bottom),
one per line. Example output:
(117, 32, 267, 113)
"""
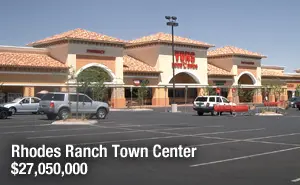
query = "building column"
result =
(280, 88, 288, 101)
(152, 87, 169, 106)
(197, 88, 205, 96)
(227, 88, 233, 102)
(292, 90, 296, 97)
(23, 86, 35, 97)
(61, 87, 68, 92)
(268, 93, 275, 102)
(111, 88, 126, 108)
(253, 88, 262, 104)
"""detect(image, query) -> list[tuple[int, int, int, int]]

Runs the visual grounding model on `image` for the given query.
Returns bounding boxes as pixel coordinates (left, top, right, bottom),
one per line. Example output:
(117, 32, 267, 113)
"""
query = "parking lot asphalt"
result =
(0, 107, 300, 185)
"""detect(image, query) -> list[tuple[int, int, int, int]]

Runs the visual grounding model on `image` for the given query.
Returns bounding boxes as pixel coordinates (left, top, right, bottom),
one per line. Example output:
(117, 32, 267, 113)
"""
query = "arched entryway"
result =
(237, 72, 256, 102)
(76, 64, 114, 102)
(168, 72, 199, 104)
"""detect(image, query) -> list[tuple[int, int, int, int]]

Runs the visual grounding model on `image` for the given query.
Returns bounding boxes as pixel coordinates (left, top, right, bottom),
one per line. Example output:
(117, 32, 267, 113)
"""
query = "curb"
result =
(110, 109, 153, 112)
(255, 113, 283, 116)
(52, 120, 98, 125)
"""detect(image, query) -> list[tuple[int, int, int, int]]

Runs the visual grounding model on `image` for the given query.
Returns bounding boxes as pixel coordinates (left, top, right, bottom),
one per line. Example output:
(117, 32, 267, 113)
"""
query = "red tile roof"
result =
(123, 55, 160, 73)
(0, 52, 68, 69)
(127, 32, 214, 48)
(261, 68, 284, 77)
(208, 46, 266, 58)
(28, 28, 125, 46)
(207, 63, 233, 76)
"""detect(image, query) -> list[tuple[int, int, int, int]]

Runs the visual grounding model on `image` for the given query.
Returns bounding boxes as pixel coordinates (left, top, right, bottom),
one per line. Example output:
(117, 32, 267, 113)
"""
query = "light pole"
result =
(165, 16, 178, 112)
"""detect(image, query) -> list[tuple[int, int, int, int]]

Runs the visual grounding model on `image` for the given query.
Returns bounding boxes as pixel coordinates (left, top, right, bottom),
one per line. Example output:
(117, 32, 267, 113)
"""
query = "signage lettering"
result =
(241, 61, 255, 65)
(287, 84, 294, 88)
(86, 49, 105, 54)
(173, 51, 197, 69)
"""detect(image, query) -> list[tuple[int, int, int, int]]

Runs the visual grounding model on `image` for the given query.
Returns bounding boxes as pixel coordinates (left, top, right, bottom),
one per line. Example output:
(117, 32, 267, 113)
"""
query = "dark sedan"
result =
(0, 107, 12, 119)
(289, 97, 300, 108)
(296, 101, 300, 110)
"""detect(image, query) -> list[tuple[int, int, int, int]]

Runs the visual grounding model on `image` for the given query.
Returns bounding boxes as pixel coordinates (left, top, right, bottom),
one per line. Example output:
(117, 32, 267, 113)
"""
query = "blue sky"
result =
(0, 0, 299, 72)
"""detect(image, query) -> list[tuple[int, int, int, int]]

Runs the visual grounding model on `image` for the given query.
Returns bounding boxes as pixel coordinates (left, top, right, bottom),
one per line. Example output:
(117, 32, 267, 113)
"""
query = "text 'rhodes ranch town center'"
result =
(0, 28, 300, 108)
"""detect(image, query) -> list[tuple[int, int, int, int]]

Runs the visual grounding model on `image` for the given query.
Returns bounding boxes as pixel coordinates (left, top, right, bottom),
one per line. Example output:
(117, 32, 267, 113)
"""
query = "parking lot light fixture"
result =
(165, 16, 179, 112)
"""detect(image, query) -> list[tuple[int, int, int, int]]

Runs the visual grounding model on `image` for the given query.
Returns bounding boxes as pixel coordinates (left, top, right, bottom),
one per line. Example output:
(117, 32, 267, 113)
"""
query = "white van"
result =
(193, 95, 235, 116)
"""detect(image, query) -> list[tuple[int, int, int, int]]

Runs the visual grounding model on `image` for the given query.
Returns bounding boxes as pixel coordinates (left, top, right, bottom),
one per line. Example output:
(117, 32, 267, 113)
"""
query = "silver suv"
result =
(38, 92, 109, 120)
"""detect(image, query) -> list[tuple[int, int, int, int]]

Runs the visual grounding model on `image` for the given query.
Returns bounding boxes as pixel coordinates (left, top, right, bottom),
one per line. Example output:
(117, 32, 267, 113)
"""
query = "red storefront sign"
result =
(86, 49, 105, 54)
(172, 51, 198, 70)
(287, 84, 294, 88)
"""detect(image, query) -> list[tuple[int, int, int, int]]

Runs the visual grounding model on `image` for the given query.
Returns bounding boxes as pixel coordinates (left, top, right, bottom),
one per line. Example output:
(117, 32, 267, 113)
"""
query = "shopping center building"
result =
(0, 28, 300, 107)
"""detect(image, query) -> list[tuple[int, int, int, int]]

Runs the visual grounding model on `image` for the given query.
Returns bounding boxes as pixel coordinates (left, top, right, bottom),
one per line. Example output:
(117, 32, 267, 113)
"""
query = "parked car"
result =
(288, 97, 300, 108)
(38, 92, 110, 120)
(1, 97, 41, 115)
(193, 95, 236, 116)
(296, 101, 300, 110)
(0, 107, 12, 119)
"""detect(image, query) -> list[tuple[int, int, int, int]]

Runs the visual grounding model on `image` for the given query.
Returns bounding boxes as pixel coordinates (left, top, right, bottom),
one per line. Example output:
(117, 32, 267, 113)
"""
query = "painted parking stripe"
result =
(190, 146, 300, 167)
(75, 128, 265, 146)
(0, 124, 52, 129)
(291, 178, 300, 183)
(245, 133, 300, 141)
(0, 127, 104, 135)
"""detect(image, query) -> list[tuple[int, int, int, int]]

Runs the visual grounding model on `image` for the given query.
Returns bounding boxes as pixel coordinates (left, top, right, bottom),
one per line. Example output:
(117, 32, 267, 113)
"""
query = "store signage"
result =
(133, 79, 149, 86)
(86, 49, 105, 54)
(287, 84, 294, 88)
(214, 81, 226, 86)
(241, 61, 255, 65)
(172, 51, 198, 70)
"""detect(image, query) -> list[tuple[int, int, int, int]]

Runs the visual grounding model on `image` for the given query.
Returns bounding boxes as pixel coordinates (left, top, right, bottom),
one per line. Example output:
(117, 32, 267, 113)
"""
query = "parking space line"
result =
(245, 133, 300, 141)
(75, 128, 265, 146)
(27, 124, 195, 139)
(0, 124, 52, 129)
(1, 127, 102, 135)
(197, 135, 300, 147)
(291, 178, 300, 183)
(204, 125, 224, 128)
(190, 146, 300, 167)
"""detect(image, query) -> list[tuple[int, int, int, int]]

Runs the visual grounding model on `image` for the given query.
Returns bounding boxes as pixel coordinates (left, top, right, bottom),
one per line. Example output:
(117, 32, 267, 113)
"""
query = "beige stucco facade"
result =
(1, 29, 300, 108)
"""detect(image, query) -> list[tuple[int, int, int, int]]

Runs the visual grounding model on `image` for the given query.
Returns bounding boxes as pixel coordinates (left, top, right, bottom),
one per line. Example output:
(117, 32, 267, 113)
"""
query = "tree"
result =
(66, 66, 109, 119)
(134, 80, 149, 107)
(77, 67, 110, 101)
(203, 86, 215, 96)
(296, 84, 300, 96)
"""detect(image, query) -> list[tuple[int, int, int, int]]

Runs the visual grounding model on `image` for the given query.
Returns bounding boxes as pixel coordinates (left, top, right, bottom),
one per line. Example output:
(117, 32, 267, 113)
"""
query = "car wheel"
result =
(0, 111, 8, 119)
(58, 108, 70, 120)
(9, 107, 16, 115)
(96, 108, 107, 119)
(197, 111, 204, 116)
(46, 114, 57, 120)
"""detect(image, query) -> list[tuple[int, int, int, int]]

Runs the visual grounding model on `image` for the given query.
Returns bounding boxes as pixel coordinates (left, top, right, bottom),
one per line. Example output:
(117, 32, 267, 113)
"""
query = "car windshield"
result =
(195, 97, 208, 102)
(11, 98, 22, 103)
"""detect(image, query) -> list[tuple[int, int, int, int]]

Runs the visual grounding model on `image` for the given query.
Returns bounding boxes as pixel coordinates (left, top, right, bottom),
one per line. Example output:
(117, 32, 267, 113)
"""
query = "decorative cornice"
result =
(125, 42, 209, 50)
